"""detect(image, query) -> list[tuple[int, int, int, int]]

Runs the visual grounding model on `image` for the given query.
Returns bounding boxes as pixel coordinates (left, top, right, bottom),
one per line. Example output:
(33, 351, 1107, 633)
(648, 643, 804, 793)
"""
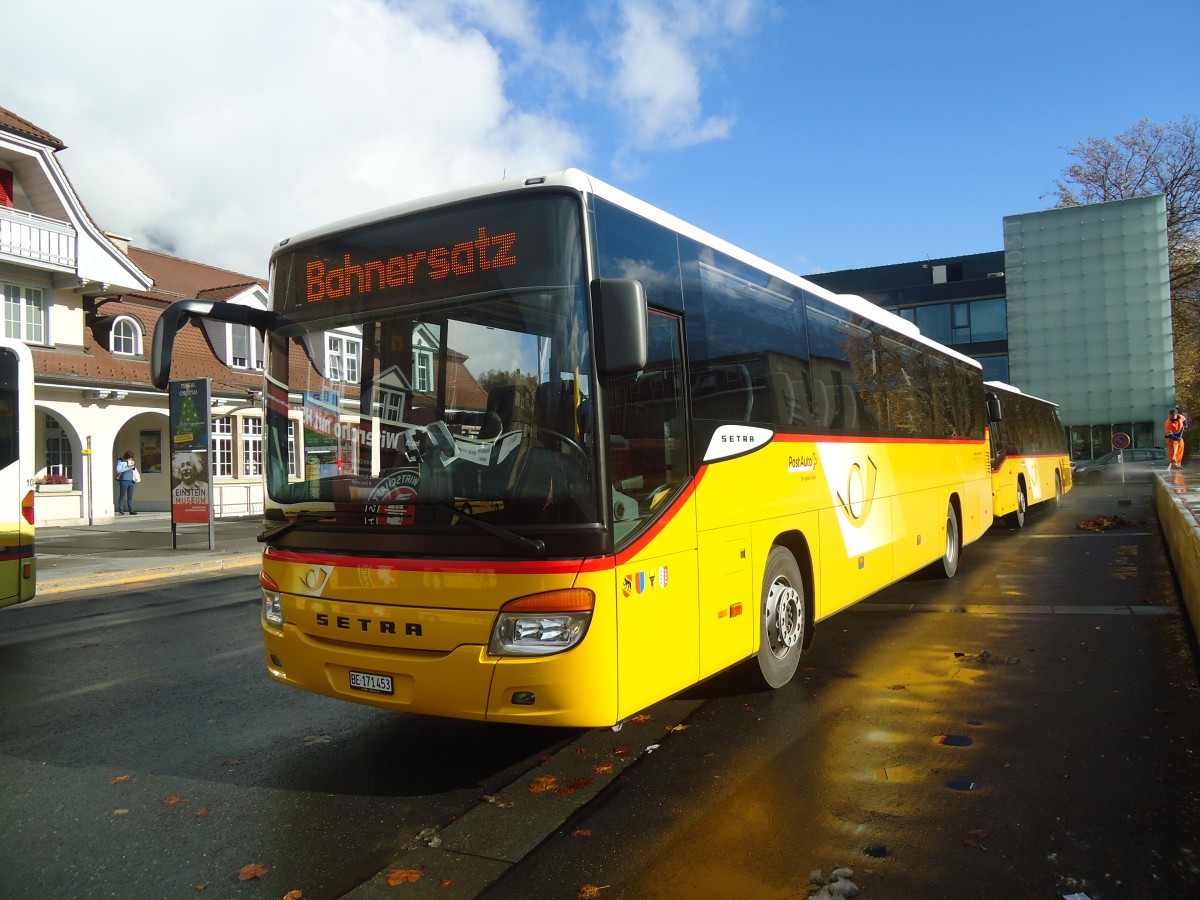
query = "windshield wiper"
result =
(257, 504, 546, 558)
(258, 510, 340, 542)
(430, 501, 546, 558)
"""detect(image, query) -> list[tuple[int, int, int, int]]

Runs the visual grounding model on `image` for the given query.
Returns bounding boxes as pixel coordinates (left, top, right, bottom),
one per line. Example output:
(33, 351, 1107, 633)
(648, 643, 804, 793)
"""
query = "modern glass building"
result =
(807, 195, 1173, 460)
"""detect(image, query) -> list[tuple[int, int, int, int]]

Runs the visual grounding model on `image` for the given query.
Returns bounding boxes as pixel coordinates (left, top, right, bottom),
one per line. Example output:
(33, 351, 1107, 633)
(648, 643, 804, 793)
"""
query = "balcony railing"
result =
(0, 206, 76, 270)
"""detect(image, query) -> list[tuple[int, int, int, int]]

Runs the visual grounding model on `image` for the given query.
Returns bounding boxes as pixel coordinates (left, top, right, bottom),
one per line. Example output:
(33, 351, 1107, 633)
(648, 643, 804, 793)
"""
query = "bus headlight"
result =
(489, 589, 594, 657)
(260, 571, 285, 627)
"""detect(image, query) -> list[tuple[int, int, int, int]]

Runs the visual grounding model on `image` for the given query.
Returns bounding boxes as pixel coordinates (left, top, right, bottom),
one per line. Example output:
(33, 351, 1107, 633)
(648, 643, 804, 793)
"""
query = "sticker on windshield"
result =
(365, 469, 419, 526)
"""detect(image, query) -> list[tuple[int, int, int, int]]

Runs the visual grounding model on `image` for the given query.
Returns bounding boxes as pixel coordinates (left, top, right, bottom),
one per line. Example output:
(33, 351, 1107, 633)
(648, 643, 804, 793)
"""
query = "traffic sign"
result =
(1112, 432, 1131, 450)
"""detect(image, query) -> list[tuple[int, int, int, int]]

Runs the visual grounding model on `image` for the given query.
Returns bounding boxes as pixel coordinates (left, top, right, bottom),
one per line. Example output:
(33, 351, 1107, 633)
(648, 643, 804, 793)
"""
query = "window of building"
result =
(44, 415, 73, 478)
(242, 416, 263, 477)
(3, 282, 46, 343)
(413, 349, 434, 393)
(325, 333, 362, 382)
(212, 416, 234, 477)
(897, 297, 1006, 347)
(0, 169, 13, 208)
(286, 419, 300, 477)
(231, 323, 265, 370)
(111, 316, 142, 356)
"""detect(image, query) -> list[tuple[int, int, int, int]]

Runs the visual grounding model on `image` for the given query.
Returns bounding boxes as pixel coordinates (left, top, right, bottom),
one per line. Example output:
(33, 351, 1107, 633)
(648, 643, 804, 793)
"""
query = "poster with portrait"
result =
(170, 450, 209, 523)
(169, 378, 212, 525)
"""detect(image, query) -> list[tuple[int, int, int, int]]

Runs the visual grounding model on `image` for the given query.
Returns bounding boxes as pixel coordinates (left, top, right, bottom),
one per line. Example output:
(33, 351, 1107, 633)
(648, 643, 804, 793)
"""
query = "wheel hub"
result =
(768, 580, 803, 651)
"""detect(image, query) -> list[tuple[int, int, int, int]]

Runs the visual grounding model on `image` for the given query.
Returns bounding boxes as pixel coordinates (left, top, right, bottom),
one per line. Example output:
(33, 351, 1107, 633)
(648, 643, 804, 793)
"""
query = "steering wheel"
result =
(534, 427, 587, 459)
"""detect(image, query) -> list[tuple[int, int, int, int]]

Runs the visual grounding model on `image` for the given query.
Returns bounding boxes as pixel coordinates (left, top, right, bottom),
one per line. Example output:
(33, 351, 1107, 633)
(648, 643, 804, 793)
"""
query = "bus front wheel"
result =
(755, 546, 807, 689)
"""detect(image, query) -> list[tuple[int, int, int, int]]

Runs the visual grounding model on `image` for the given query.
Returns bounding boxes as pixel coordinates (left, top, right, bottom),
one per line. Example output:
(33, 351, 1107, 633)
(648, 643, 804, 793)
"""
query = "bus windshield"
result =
(262, 193, 600, 542)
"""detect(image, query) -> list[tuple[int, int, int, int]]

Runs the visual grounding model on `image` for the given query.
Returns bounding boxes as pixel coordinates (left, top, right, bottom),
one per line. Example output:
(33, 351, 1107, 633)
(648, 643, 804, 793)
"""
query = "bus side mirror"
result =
(986, 393, 1002, 423)
(591, 278, 648, 376)
(151, 298, 281, 390)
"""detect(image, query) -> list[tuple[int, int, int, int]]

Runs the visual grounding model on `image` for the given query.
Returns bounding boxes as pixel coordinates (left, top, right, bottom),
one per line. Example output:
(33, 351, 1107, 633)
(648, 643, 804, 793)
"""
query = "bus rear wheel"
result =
(936, 501, 961, 579)
(1006, 481, 1027, 528)
(755, 546, 806, 689)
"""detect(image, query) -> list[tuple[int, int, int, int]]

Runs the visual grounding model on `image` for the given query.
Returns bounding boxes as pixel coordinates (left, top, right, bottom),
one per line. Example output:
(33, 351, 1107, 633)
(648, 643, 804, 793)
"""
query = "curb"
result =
(38, 554, 261, 596)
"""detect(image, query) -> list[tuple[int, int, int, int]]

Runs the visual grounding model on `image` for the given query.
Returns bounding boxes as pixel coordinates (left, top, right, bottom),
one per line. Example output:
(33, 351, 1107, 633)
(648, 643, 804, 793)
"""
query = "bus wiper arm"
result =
(432, 502, 546, 558)
(258, 511, 337, 542)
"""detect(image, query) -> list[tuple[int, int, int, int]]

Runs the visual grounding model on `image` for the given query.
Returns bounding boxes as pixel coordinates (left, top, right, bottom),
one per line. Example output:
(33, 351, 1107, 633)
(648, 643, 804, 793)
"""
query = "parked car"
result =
(1071, 448, 1168, 484)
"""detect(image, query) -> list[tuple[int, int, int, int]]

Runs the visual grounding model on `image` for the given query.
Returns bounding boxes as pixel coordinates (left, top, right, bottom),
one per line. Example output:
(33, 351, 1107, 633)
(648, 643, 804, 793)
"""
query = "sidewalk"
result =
(34, 512, 263, 597)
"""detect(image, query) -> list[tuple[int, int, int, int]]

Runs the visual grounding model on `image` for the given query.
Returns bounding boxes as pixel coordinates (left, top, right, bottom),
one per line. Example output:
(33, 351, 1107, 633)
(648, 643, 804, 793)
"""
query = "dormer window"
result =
(111, 315, 143, 356)
(231, 323, 264, 370)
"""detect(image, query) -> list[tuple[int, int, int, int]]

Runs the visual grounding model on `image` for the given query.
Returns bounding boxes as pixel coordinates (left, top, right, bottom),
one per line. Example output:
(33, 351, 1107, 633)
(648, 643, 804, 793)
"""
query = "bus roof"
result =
(985, 380, 1059, 408)
(272, 168, 980, 369)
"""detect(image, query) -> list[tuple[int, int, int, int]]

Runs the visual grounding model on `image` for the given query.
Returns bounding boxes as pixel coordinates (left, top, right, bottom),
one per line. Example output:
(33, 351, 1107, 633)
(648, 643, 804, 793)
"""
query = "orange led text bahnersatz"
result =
(306, 226, 518, 303)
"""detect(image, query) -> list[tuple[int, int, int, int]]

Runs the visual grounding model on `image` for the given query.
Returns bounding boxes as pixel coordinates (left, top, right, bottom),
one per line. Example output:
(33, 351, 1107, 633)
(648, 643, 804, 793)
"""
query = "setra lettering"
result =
(313, 613, 406, 635)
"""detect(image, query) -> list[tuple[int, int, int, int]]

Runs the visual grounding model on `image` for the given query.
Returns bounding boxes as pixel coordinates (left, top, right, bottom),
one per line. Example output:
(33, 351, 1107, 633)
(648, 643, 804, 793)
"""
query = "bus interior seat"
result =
(692, 364, 753, 422)
(479, 385, 516, 439)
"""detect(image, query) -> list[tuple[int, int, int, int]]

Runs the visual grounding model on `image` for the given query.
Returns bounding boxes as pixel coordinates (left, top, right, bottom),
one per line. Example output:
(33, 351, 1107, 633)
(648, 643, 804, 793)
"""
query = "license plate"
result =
(349, 671, 394, 695)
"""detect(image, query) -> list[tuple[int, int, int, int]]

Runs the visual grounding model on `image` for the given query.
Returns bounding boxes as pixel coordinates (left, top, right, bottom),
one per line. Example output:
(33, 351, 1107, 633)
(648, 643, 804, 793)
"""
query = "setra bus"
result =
(151, 170, 994, 726)
(1, 337, 36, 608)
(985, 381, 1072, 528)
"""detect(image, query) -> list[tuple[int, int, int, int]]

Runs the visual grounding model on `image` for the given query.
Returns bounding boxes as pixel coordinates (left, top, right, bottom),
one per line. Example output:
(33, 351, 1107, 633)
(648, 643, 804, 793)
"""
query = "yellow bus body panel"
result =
(260, 433, 992, 727)
(992, 453, 1073, 519)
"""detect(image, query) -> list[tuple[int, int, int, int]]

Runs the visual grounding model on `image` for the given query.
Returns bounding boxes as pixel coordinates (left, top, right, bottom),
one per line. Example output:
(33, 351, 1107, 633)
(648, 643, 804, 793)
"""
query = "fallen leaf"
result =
(612, 747, 633, 757)
(439, 878, 453, 889)
(666, 724, 689, 732)
(221, 758, 243, 767)
(283, 891, 304, 900)
(529, 774, 559, 794)
(593, 762, 615, 775)
(110, 775, 134, 784)
(572, 829, 593, 838)
(196, 808, 211, 817)
(238, 862, 268, 882)
(631, 713, 653, 724)
(161, 795, 187, 806)
(385, 868, 424, 886)
(113, 809, 130, 816)
(572, 747, 589, 755)
(302, 734, 331, 745)
(568, 776, 594, 790)
(578, 884, 610, 899)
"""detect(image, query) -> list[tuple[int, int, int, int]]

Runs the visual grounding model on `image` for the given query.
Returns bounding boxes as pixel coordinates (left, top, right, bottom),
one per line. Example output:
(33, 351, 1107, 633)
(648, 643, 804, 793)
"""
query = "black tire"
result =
(754, 546, 807, 689)
(1005, 481, 1027, 528)
(1048, 471, 1063, 510)
(936, 501, 961, 579)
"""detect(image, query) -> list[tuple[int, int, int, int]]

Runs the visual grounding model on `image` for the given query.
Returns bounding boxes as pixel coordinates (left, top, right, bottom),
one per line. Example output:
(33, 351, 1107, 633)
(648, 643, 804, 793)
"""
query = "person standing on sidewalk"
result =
(1165, 408, 1190, 469)
(115, 449, 139, 515)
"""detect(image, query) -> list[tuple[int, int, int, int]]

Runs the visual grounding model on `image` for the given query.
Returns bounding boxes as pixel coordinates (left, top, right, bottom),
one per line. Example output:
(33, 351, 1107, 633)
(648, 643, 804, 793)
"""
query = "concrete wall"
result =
(1153, 476, 1200, 647)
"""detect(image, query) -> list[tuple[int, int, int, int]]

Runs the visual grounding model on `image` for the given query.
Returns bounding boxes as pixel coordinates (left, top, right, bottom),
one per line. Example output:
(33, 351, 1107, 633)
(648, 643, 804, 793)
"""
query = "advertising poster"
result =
(169, 379, 212, 524)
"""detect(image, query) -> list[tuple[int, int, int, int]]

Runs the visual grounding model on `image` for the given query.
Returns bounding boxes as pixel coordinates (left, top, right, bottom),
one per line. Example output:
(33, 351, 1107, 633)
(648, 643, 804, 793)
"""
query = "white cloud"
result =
(3, 0, 765, 277)
(605, 0, 758, 153)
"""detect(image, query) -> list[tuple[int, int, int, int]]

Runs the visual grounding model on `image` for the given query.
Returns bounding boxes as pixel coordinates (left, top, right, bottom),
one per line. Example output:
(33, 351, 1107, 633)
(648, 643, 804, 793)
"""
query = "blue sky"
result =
(6, 0, 1197, 279)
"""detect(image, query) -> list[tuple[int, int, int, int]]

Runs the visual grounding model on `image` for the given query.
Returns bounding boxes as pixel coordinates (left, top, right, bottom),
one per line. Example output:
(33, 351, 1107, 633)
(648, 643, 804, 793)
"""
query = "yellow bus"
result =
(985, 381, 1072, 528)
(1, 337, 36, 608)
(152, 170, 993, 726)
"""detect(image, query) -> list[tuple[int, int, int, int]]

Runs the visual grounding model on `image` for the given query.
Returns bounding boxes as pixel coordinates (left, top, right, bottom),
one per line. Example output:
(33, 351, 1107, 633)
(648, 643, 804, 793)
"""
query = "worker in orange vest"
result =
(1165, 408, 1190, 468)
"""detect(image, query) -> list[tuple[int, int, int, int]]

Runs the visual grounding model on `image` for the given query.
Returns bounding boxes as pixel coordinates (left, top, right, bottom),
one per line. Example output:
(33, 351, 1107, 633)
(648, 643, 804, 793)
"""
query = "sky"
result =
(5, 0, 1198, 281)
